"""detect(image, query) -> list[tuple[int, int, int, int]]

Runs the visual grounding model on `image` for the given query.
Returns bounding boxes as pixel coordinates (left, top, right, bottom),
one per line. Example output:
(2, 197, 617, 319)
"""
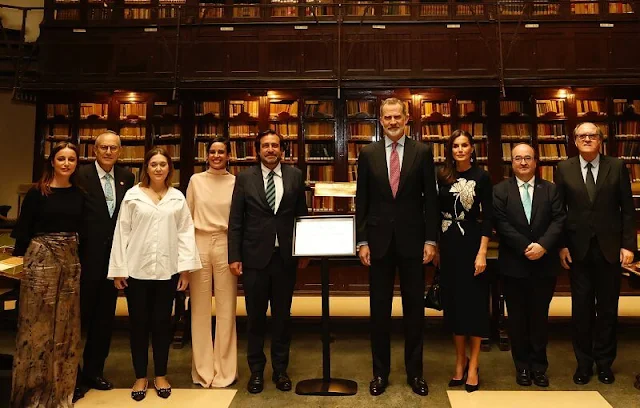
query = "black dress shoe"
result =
(573, 370, 593, 385)
(466, 368, 480, 393)
(407, 377, 428, 396)
(597, 369, 615, 384)
(272, 372, 292, 392)
(72, 386, 87, 403)
(247, 373, 264, 394)
(84, 375, 114, 391)
(531, 371, 549, 387)
(369, 376, 388, 396)
(516, 369, 532, 386)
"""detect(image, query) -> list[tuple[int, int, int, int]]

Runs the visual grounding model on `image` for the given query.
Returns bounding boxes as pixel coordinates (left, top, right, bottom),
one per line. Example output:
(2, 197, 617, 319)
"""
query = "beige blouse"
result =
(186, 169, 236, 234)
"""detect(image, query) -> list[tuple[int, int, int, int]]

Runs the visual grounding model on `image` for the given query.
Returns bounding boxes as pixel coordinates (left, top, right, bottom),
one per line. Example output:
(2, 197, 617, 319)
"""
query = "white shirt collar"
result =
(125, 184, 182, 205)
(579, 153, 600, 169)
(261, 162, 282, 179)
(384, 135, 406, 148)
(516, 176, 535, 188)
(95, 160, 115, 179)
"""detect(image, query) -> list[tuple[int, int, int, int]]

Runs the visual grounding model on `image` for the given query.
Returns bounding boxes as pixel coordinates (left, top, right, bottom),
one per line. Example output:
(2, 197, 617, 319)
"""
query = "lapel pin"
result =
(120, 181, 124, 186)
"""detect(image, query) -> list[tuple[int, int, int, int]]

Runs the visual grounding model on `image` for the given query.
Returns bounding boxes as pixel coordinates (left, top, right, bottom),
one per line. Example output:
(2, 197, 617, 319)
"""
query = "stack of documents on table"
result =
(0, 253, 23, 279)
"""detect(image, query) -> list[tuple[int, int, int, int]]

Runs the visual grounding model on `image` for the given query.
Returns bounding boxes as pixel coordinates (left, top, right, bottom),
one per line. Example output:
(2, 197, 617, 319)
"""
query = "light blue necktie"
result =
(522, 182, 532, 223)
(104, 173, 115, 217)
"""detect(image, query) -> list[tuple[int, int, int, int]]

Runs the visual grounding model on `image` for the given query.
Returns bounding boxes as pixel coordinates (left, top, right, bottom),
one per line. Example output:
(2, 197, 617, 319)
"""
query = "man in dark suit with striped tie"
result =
(355, 98, 439, 396)
(228, 130, 308, 394)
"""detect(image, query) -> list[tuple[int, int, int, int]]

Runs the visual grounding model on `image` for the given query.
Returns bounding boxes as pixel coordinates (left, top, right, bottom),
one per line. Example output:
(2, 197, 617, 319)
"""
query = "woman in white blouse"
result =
(108, 147, 201, 401)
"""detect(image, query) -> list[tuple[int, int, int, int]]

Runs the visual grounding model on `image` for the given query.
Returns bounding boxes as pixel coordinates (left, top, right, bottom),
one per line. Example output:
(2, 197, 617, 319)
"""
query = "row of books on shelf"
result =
(500, 101, 525, 115)
(120, 103, 147, 119)
(305, 144, 334, 161)
(153, 124, 182, 139)
(229, 124, 258, 138)
(306, 123, 335, 139)
(501, 124, 531, 138)
(120, 126, 146, 139)
(156, 144, 181, 160)
(422, 123, 452, 137)
(422, 102, 450, 118)
(195, 102, 222, 117)
(77, 144, 146, 162)
(305, 101, 334, 118)
(571, 2, 599, 15)
(627, 164, 640, 183)
(347, 143, 365, 161)
(615, 121, 640, 136)
(270, 101, 298, 118)
(305, 194, 335, 213)
(536, 100, 565, 117)
(614, 100, 640, 115)
(537, 144, 568, 161)
(230, 101, 259, 118)
(537, 123, 565, 138)
(457, 101, 486, 116)
(47, 104, 71, 118)
(195, 123, 220, 137)
(270, 123, 299, 139)
(347, 101, 375, 117)
(47, 124, 71, 138)
(458, 123, 486, 137)
(307, 165, 334, 183)
(79, 127, 109, 140)
(81, 103, 108, 119)
(577, 99, 605, 116)
(348, 123, 376, 139)
(616, 142, 640, 160)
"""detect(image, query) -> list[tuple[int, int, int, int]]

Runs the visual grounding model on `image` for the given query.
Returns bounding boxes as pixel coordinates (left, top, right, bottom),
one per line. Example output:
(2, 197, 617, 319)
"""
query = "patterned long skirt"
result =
(11, 233, 81, 408)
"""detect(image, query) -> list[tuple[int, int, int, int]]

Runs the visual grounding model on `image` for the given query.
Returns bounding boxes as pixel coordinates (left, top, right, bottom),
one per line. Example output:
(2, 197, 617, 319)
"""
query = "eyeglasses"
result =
(513, 156, 533, 163)
(576, 134, 599, 141)
(97, 145, 120, 152)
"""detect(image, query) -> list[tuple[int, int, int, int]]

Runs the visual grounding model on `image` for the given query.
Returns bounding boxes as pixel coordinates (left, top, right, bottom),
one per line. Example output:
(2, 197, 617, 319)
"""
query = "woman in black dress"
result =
(11, 142, 84, 408)
(436, 130, 492, 393)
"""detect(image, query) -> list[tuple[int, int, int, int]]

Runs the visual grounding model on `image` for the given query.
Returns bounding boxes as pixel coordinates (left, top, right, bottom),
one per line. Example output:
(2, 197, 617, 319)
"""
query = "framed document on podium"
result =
(292, 215, 356, 257)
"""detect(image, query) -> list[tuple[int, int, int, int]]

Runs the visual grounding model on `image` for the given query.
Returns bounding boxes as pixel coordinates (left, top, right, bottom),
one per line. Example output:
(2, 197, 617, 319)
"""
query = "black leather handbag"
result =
(424, 269, 442, 311)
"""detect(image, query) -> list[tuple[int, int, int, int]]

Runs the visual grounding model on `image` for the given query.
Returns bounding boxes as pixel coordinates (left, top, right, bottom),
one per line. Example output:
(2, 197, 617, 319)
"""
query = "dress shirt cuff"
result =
(178, 259, 203, 273)
(107, 267, 129, 279)
(425, 241, 436, 247)
(356, 241, 368, 249)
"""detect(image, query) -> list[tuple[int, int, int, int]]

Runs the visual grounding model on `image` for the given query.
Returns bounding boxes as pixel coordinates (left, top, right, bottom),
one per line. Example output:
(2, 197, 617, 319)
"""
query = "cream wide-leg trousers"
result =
(191, 231, 238, 387)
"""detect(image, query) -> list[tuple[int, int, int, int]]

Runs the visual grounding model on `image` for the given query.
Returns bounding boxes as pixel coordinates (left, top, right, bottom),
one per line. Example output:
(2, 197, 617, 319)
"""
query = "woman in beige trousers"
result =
(186, 137, 238, 387)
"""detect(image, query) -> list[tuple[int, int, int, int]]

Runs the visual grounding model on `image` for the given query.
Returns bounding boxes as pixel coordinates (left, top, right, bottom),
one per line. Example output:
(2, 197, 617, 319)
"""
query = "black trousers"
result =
(125, 275, 179, 379)
(242, 250, 296, 375)
(503, 275, 557, 373)
(79, 277, 118, 379)
(570, 237, 621, 372)
(369, 241, 425, 379)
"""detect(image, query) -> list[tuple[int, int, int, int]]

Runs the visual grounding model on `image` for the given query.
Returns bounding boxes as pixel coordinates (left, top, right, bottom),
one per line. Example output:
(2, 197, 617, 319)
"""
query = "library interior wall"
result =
(0, 92, 35, 218)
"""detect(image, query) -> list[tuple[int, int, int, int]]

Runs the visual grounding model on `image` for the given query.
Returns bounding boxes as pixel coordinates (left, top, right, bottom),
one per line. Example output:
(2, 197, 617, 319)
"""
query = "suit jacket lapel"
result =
(594, 156, 610, 203)
(252, 166, 271, 211)
(276, 165, 290, 215)
(530, 178, 544, 225)
(571, 157, 591, 205)
(509, 177, 530, 226)
(374, 141, 394, 199)
(397, 138, 417, 196)
(113, 166, 127, 219)
(90, 164, 111, 219)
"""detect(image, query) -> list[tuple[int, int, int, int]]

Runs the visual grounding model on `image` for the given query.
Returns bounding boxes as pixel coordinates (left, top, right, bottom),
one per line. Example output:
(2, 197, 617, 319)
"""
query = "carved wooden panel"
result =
(457, 36, 495, 75)
(418, 34, 453, 74)
(301, 33, 335, 76)
(502, 33, 535, 76)
(227, 33, 260, 76)
(342, 33, 377, 77)
(535, 34, 572, 73)
(183, 40, 225, 76)
(116, 42, 149, 74)
(379, 32, 412, 76)
(574, 32, 608, 72)
(264, 34, 300, 75)
(610, 33, 640, 72)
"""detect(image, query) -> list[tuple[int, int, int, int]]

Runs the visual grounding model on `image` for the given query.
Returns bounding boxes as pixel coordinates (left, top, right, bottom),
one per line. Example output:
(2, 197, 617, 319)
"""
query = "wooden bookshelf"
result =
(500, 98, 533, 179)
(421, 98, 452, 163)
(534, 97, 568, 182)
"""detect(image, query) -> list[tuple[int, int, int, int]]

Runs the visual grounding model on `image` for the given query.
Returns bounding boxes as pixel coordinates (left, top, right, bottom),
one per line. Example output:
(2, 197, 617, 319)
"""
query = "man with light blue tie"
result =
(74, 131, 135, 402)
(493, 143, 566, 388)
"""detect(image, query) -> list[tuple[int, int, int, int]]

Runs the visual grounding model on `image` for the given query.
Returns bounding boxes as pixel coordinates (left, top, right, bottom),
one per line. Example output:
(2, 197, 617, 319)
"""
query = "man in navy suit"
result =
(493, 143, 565, 387)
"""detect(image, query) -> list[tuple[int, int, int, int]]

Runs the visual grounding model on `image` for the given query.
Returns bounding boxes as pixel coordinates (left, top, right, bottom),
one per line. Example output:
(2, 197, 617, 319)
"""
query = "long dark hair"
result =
(140, 147, 174, 189)
(37, 141, 79, 196)
(437, 129, 476, 184)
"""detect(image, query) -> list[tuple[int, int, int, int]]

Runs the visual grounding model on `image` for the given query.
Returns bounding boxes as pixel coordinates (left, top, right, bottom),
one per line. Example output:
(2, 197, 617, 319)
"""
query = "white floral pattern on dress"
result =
(441, 178, 476, 235)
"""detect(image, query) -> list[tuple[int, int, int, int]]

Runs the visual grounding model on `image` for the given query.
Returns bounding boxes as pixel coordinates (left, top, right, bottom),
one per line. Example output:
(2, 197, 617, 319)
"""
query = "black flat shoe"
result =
(154, 379, 172, 399)
(131, 379, 148, 402)
(369, 376, 388, 396)
(72, 386, 87, 403)
(449, 358, 469, 387)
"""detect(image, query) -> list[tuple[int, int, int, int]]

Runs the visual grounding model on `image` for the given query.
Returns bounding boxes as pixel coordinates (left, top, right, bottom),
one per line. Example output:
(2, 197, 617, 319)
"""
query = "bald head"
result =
(512, 143, 536, 182)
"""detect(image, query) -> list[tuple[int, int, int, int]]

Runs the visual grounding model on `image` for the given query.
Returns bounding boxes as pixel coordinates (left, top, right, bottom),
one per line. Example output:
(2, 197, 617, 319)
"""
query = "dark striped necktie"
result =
(266, 171, 276, 212)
